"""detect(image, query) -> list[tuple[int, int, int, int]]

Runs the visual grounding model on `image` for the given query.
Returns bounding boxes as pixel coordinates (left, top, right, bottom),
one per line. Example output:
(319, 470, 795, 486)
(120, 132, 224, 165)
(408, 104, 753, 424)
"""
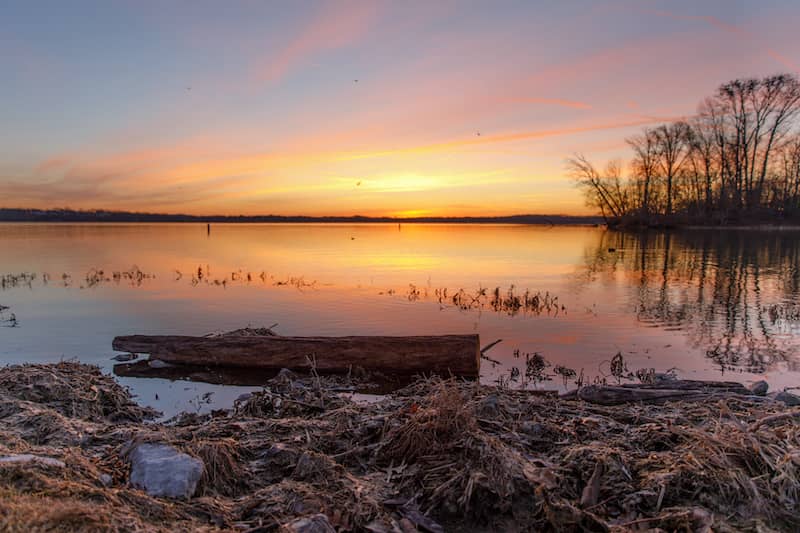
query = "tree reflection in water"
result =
(577, 230, 800, 374)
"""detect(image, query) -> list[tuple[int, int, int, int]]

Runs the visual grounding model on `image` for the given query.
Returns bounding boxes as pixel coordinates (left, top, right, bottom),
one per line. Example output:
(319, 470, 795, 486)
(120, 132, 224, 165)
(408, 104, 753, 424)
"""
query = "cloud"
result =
(338, 115, 681, 160)
(646, 9, 800, 73)
(255, 0, 381, 85)
(503, 97, 592, 110)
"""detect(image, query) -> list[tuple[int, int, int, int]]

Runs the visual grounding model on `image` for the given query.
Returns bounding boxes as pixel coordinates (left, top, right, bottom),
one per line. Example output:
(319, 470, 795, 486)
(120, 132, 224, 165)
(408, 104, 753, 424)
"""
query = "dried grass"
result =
(0, 362, 157, 422)
(0, 363, 798, 531)
(186, 438, 244, 497)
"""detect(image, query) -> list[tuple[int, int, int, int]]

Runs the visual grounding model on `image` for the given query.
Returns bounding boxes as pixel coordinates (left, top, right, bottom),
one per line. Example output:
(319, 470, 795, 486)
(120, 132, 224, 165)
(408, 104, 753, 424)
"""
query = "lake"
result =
(1, 223, 799, 415)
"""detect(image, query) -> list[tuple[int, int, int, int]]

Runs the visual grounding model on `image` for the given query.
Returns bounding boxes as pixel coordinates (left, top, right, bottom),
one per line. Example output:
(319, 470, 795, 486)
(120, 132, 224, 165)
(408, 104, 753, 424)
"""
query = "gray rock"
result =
(127, 443, 203, 499)
(235, 392, 253, 403)
(773, 391, 800, 406)
(0, 454, 65, 468)
(276, 368, 295, 378)
(479, 394, 500, 417)
(653, 372, 678, 384)
(281, 514, 335, 533)
(519, 421, 546, 438)
(749, 380, 769, 396)
(99, 473, 113, 486)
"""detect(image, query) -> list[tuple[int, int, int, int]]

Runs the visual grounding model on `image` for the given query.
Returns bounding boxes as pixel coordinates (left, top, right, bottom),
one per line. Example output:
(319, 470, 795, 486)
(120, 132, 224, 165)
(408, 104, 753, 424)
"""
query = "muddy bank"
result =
(1, 362, 799, 532)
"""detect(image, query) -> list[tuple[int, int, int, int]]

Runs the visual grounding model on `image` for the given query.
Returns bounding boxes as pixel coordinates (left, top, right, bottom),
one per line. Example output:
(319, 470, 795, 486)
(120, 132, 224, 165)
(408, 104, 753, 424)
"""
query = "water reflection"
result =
(1, 264, 565, 320)
(577, 230, 800, 374)
(2, 223, 800, 414)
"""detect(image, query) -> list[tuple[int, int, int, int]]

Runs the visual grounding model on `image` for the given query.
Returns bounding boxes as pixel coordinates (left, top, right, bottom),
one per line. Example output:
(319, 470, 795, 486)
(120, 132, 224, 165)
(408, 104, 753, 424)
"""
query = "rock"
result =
(235, 392, 253, 403)
(99, 473, 113, 486)
(0, 454, 65, 468)
(281, 513, 335, 533)
(653, 372, 678, 384)
(478, 394, 500, 417)
(519, 421, 546, 438)
(112, 353, 138, 362)
(126, 442, 203, 499)
(773, 391, 800, 406)
(276, 367, 294, 377)
(398, 518, 417, 533)
(749, 380, 769, 396)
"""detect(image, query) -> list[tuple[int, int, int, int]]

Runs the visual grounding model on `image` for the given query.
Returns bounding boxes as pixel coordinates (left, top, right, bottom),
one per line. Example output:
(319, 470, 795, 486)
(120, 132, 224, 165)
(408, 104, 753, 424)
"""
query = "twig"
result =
(748, 409, 800, 431)
(480, 339, 502, 354)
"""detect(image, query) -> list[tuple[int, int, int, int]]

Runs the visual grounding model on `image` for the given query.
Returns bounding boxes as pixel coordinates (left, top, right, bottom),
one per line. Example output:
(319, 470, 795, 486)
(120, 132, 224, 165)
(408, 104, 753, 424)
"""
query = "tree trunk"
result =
(113, 334, 481, 377)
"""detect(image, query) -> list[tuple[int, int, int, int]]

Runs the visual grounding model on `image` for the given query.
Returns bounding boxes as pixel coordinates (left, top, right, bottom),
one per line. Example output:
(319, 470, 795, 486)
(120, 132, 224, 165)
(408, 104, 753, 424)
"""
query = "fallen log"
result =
(577, 385, 707, 405)
(112, 334, 481, 377)
(621, 379, 750, 394)
(576, 383, 761, 406)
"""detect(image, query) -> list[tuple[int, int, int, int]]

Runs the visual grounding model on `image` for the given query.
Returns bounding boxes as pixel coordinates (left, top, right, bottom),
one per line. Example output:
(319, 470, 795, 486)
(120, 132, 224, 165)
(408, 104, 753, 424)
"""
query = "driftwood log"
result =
(620, 379, 750, 394)
(576, 380, 760, 406)
(112, 334, 481, 377)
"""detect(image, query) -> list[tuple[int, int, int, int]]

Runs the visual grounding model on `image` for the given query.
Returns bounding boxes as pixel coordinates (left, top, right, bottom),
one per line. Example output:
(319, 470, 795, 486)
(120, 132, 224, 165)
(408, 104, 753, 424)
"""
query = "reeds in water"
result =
(409, 284, 567, 317)
(0, 272, 36, 290)
(0, 303, 17, 327)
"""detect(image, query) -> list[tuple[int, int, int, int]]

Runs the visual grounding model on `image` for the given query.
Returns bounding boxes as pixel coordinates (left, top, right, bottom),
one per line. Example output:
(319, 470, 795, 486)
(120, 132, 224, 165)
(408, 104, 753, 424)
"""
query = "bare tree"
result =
(688, 115, 719, 214)
(566, 154, 629, 221)
(627, 128, 659, 216)
(753, 75, 800, 204)
(653, 121, 693, 216)
(570, 74, 800, 226)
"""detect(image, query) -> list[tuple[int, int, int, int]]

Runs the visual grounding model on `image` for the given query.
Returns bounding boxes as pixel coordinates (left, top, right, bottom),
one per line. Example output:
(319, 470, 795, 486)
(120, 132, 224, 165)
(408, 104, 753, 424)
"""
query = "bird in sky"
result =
(356, 181, 362, 186)
(476, 131, 481, 136)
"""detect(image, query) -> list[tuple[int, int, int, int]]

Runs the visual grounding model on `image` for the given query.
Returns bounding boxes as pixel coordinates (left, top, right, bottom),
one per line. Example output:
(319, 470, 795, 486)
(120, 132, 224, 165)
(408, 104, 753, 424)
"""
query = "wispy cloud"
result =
(503, 97, 592, 110)
(338, 116, 680, 160)
(12, 113, 674, 214)
(255, 1, 381, 85)
(646, 9, 799, 73)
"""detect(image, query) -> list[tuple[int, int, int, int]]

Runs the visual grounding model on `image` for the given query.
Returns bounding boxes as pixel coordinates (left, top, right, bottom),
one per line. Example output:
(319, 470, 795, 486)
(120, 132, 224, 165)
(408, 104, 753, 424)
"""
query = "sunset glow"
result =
(2, 0, 798, 216)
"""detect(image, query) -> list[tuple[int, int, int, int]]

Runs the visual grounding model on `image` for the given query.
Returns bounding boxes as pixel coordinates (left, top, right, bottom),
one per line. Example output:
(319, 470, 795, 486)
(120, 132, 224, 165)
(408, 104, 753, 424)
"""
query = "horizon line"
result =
(0, 207, 603, 224)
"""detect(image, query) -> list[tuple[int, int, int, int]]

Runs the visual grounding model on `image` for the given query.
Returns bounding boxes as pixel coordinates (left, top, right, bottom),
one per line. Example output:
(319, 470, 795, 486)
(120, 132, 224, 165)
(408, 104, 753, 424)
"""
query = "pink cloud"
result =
(503, 97, 592, 110)
(255, 1, 381, 85)
(647, 9, 799, 73)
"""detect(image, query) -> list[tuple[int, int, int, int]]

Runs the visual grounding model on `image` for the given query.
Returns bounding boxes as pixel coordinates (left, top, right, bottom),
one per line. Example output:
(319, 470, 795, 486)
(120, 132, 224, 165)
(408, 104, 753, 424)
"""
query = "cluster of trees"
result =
(569, 74, 800, 226)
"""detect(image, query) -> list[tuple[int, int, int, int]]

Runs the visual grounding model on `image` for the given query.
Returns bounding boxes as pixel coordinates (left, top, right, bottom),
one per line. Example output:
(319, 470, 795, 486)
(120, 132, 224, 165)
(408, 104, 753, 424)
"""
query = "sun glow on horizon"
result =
(2, 2, 797, 216)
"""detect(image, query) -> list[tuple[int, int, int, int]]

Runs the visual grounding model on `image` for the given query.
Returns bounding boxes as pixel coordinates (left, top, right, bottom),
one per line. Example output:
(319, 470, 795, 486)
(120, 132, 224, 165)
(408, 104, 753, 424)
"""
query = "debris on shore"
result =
(1, 362, 799, 531)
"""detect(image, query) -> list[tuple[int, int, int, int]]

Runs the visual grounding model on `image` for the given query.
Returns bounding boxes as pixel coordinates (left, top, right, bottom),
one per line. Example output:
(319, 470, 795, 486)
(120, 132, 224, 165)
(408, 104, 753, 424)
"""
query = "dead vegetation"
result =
(0, 362, 799, 531)
(387, 284, 565, 318)
(0, 303, 16, 328)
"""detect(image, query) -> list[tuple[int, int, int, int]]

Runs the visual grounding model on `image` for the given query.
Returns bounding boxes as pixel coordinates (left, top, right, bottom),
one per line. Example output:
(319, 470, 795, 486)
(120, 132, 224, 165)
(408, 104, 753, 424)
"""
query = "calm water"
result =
(1, 223, 799, 415)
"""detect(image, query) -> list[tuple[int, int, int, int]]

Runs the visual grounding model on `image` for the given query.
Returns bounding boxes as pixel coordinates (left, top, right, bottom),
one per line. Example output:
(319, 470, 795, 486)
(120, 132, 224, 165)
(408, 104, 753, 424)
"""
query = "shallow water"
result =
(1, 223, 799, 415)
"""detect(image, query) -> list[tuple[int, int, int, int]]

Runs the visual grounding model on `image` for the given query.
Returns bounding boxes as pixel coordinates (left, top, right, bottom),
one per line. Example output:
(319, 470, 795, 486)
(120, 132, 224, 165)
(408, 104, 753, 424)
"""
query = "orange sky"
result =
(1, 1, 798, 216)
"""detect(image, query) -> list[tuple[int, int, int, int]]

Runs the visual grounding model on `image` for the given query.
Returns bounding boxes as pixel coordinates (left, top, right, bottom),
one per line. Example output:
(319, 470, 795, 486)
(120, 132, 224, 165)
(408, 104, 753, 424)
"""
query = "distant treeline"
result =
(0, 208, 602, 225)
(569, 73, 800, 227)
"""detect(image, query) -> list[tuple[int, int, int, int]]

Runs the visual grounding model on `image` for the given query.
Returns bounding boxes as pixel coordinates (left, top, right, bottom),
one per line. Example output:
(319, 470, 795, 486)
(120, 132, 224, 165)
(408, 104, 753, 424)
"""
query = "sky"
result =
(1, 0, 799, 217)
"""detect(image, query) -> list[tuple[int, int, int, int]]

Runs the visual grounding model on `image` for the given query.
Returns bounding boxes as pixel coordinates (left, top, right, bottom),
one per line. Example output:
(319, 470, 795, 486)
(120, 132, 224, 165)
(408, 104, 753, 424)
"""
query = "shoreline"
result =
(0, 209, 603, 226)
(610, 223, 800, 231)
(1, 361, 798, 531)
